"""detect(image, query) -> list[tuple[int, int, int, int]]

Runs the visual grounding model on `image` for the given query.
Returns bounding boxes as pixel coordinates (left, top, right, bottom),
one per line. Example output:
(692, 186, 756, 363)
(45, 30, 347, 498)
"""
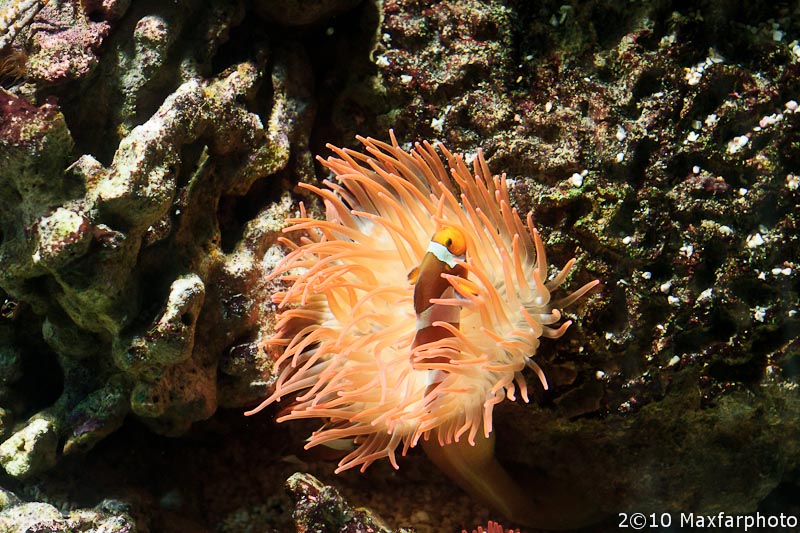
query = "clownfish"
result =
(408, 226, 469, 395)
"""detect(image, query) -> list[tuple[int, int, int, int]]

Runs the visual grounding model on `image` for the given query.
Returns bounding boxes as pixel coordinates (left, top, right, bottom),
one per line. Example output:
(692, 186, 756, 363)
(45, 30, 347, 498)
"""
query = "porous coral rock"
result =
(0, 0, 130, 85)
(0, 0, 46, 51)
(23, 1, 113, 83)
(0, 487, 138, 532)
(0, 417, 57, 477)
(0, 5, 315, 473)
(286, 472, 412, 533)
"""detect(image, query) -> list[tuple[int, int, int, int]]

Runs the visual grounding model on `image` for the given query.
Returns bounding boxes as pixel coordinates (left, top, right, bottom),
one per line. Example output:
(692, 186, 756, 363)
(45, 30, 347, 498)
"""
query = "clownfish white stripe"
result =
(426, 240, 464, 268)
(425, 369, 447, 386)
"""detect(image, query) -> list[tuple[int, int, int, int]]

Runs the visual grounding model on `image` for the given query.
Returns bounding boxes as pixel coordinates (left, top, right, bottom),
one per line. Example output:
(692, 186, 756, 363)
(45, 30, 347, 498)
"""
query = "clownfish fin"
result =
(443, 274, 479, 298)
(407, 266, 420, 284)
(454, 279, 479, 297)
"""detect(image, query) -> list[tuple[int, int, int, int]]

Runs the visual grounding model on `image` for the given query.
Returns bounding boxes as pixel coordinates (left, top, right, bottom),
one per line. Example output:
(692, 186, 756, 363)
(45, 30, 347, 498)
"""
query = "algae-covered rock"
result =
(0, 417, 57, 477)
(0, 487, 138, 532)
(0, 0, 315, 474)
(286, 472, 411, 533)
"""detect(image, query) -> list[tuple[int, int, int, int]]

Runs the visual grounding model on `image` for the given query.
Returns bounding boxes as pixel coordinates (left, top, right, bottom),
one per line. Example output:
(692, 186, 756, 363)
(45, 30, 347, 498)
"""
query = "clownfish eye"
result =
(433, 226, 467, 257)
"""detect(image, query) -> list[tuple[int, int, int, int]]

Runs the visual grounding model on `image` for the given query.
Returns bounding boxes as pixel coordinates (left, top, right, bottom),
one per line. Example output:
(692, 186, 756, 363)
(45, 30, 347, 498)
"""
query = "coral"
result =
(0, 417, 58, 476)
(462, 521, 519, 533)
(0, 486, 137, 532)
(23, 1, 112, 83)
(286, 472, 412, 533)
(0, 0, 46, 51)
(0, 0, 127, 84)
(0, 4, 315, 478)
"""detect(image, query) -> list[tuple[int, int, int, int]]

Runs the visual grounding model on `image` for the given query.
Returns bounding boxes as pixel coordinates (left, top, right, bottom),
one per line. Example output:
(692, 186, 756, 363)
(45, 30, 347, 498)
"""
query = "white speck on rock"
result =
(746, 233, 764, 248)
(568, 173, 584, 187)
(697, 288, 713, 302)
(726, 134, 749, 154)
(758, 113, 782, 128)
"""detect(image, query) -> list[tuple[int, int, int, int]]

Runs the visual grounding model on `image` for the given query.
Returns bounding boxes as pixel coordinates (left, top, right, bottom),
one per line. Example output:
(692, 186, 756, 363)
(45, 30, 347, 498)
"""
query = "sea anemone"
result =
(0, 48, 27, 84)
(246, 131, 598, 526)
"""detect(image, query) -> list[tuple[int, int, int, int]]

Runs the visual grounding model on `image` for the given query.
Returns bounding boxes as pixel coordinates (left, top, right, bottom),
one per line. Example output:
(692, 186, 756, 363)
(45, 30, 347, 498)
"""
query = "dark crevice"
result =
(706, 355, 765, 385)
(217, 171, 291, 254)
(690, 239, 729, 288)
(729, 278, 780, 308)
(535, 196, 594, 231)
(607, 195, 639, 236)
(665, 151, 706, 182)
(590, 283, 628, 334)
(749, 323, 798, 359)
(10, 310, 63, 414)
(685, 71, 740, 121)
(631, 67, 664, 100)
(626, 137, 658, 189)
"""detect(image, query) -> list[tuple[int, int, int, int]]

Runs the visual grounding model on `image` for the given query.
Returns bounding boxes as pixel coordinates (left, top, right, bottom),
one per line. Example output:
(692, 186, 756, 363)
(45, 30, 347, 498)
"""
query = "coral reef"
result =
(0, 486, 136, 532)
(0, 0, 798, 531)
(286, 472, 410, 533)
(0, 1, 47, 51)
(0, 0, 314, 476)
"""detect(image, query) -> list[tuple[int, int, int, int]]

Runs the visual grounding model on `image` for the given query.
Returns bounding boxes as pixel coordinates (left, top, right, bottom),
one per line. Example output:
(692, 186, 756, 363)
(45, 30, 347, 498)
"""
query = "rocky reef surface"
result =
(0, 0, 798, 531)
